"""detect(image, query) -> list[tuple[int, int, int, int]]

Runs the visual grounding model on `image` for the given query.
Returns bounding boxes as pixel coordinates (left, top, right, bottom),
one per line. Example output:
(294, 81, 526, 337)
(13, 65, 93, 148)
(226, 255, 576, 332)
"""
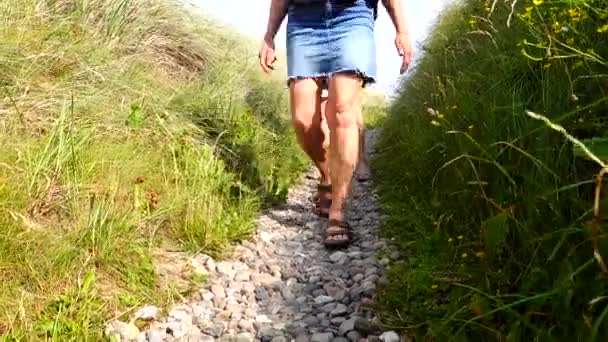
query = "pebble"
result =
(312, 332, 335, 342)
(346, 331, 362, 341)
(134, 305, 160, 321)
(330, 304, 348, 317)
(339, 317, 357, 336)
(379, 331, 400, 342)
(314, 295, 334, 305)
(211, 284, 226, 298)
(236, 332, 255, 342)
(332, 338, 350, 342)
(124, 130, 397, 342)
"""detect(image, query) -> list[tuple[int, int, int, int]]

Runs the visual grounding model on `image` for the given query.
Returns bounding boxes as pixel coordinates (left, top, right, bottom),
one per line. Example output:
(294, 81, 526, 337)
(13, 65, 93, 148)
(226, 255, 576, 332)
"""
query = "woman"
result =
(259, 0, 412, 247)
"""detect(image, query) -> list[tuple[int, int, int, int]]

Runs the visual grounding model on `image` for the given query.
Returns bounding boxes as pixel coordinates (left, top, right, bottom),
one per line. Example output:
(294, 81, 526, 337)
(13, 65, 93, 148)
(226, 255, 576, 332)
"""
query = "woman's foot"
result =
(356, 161, 371, 182)
(323, 218, 353, 248)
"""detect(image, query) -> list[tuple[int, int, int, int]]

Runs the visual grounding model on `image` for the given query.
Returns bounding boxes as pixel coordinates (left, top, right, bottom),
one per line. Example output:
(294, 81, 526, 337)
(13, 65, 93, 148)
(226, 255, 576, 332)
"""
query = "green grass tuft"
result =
(0, 0, 304, 339)
(375, 0, 608, 340)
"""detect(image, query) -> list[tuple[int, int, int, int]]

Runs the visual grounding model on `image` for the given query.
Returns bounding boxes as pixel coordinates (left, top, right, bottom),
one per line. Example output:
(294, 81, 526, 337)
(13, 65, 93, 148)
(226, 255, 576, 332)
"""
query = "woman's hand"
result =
(395, 32, 412, 74)
(259, 35, 278, 73)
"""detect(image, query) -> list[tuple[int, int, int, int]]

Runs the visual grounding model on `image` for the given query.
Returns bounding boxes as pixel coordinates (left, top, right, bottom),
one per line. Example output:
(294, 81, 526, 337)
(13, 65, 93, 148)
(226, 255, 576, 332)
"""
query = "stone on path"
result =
(379, 331, 401, 342)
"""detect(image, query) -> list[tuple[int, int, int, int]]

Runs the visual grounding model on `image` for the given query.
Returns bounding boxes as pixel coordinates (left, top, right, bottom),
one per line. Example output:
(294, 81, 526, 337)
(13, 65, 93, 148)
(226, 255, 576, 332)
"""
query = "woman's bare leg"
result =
(355, 100, 371, 181)
(289, 79, 330, 186)
(325, 74, 362, 232)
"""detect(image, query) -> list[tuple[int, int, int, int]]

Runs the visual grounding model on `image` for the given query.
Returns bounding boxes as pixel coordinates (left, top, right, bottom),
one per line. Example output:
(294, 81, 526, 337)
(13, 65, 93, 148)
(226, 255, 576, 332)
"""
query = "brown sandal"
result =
(323, 219, 353, 248)
(313, 184, 331, 218)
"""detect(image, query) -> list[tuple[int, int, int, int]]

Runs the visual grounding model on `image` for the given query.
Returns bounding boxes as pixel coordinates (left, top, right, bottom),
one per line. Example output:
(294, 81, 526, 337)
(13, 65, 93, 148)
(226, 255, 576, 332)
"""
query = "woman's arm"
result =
(260, 0, 288, 72)
(381, 0, 413, 73)
(264, 0, 288, 42)
(382, 0, 409, 35)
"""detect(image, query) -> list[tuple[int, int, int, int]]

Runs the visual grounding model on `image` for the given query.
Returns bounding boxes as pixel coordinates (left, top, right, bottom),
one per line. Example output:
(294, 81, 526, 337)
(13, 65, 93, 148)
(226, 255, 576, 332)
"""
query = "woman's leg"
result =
(320, 93, 330, 163)
(289, 78, 331, 191)
(355, 99, 371, 181)
(324, 73, 362, 236)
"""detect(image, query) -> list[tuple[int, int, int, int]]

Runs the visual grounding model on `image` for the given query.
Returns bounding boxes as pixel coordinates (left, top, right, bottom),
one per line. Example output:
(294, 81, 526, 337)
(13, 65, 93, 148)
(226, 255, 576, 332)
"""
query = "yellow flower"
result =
(525, 6, 533, 13)
(468, 18, 478, 27)
(461, 253, 468, 258)
(448, 237, 454, 243)
(468, 125, 474, 130)
(598, 24, 608, 33)
(543, 63, 552, 69)
(533, 0, 544, 6)
(438, 114, 445, 119)
(566, 38, 575, 45)
(457, 235, 463, 240)
(431, 284, 439, 289)
(430, 120, 441, 127)
(475, 252, 485, 258)
(450, 105, 458, 110)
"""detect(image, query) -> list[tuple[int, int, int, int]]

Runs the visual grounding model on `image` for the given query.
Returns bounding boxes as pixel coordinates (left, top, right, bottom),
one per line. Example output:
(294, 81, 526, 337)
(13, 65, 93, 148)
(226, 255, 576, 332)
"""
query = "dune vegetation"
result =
(374, 0, 608, 340)
(0, 0, 307, 339)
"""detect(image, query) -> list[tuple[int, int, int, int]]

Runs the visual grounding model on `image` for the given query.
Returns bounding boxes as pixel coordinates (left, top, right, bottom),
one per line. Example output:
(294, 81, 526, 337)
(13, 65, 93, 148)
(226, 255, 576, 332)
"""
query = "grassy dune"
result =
(0, 0, 304, 339)
(375, 0, 608, 340)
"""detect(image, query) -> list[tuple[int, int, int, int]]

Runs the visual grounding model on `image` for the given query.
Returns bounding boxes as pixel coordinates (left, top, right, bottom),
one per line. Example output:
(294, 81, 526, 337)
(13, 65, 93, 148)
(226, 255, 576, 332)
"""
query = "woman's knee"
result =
(328, 98, 358, 129)
(292, 106, 319, 132)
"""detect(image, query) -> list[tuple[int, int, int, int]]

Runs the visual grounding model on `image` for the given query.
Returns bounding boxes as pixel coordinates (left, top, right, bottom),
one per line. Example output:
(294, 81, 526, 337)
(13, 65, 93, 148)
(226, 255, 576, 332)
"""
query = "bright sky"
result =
(192, 0, 449, 95)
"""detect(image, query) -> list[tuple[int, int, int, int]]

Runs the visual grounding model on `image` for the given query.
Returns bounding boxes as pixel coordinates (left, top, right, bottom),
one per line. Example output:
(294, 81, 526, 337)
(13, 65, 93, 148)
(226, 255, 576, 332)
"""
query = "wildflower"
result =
(450, 105, 458, 110)
(598, 24, 608, 33)
(430, 120, 441, 127)
(448, 237, 454, 243)
(533, 0, 543, 5)
(475, 251, 485, 258)
(438, 114, 445, 119)
(458, 235, 463, 240)
(431, 284, 439, 289)
(543, 63, 551, 69)
(521, 6, 533, 20)
(568, 8, 582, 23)
(566, 37, 575, 45)
(427, 107, 438, 116)
(468, 124, 474, 130)
(461, 253, 468, 258)
(468, 18, 478, 27)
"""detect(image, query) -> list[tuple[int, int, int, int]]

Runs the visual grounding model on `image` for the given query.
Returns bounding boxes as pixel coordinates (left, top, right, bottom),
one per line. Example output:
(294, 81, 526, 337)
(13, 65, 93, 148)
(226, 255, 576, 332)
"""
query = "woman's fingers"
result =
(258, 46, 277, 73)
(258, 49, 268, 73)
(395, 35, 412, 74)
(400, 58, 409, 74)
(265, 51, 277, 71)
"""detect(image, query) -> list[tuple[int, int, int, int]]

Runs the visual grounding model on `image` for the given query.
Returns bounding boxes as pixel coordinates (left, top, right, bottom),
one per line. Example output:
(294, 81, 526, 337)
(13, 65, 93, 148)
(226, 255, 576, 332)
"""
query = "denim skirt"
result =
(286, 0, 377, 87)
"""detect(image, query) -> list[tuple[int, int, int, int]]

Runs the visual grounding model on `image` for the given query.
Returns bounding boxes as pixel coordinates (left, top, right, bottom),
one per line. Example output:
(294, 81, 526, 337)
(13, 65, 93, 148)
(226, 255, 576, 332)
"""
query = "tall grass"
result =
(0, 0, 304, 339)
(374, 0, 608, 340)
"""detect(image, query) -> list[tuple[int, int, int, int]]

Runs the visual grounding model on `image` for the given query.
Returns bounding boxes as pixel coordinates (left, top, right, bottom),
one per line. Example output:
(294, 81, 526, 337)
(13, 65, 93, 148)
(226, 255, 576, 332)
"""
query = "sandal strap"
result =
(328, 219, 351, 229)
(317, 183, 332, 192)
(325, 220, 353, 237)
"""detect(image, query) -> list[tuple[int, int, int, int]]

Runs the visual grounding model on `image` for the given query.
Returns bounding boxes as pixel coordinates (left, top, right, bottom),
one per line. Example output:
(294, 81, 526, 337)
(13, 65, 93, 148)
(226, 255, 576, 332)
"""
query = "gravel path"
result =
(105, 130, 405, 342)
